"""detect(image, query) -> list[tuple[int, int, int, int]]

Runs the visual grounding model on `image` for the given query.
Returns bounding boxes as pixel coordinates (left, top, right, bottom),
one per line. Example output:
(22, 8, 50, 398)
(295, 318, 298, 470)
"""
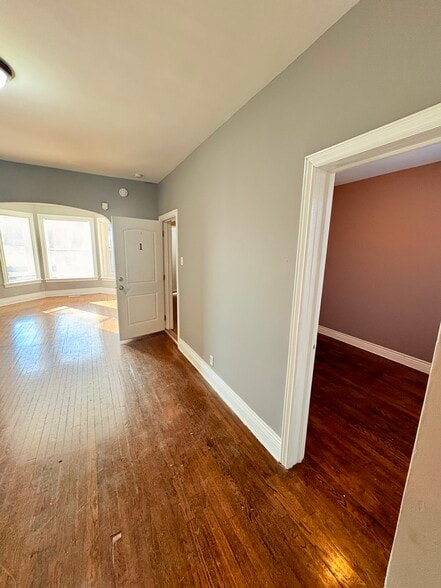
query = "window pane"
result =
(43, 218, 95, 279)
(0, 215, 38, 283)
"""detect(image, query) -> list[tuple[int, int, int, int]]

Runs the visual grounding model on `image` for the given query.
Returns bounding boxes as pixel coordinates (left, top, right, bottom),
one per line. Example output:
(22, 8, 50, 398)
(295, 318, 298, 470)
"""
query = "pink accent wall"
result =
(320, 161, 441, 363)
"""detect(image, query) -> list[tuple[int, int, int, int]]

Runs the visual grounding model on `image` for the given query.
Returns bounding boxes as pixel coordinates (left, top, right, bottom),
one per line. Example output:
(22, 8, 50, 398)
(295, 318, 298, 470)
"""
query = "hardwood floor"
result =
(0, 296, 427, 587)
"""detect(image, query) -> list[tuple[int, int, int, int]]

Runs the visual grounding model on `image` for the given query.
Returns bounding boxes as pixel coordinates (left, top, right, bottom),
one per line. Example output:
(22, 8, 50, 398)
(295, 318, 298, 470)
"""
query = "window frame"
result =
(96, 217, 115, 282)
(0, 208, 42, 287)
(38, 213, 99, 282)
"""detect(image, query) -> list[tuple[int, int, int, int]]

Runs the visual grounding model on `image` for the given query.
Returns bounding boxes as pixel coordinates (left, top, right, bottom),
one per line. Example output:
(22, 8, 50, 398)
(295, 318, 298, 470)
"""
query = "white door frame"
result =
(159, 209, 180, 342)
(281, 102, 441, 469)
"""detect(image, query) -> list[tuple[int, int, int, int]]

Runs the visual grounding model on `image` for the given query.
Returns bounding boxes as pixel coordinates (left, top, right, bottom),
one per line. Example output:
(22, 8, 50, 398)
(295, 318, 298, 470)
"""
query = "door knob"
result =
(118, 285, 124, 291)
(118, 277, 123, 282)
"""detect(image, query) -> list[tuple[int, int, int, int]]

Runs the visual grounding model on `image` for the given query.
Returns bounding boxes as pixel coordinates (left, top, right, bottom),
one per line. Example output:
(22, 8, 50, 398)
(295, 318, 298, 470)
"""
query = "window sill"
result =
(4, 279, 42, 288)
(45, 277, 98, 282)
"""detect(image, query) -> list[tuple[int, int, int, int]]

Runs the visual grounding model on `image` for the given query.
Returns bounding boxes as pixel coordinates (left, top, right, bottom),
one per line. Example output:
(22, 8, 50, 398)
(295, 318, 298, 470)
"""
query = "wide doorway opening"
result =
(281, 104, 441, 585)
(305, 147, 440, 583)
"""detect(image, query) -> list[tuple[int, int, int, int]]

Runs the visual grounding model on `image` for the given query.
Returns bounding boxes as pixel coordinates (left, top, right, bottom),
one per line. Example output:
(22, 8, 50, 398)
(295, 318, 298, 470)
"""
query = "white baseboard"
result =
(0, 286, 116, 307)
(0, 291, 46, 307)
(178, 338, 282, 461)
(318, 326, 431, 374)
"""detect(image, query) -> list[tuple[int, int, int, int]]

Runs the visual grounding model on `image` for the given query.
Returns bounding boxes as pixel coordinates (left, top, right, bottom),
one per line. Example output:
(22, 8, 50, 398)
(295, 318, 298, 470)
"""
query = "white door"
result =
(112, 216, 164, 340)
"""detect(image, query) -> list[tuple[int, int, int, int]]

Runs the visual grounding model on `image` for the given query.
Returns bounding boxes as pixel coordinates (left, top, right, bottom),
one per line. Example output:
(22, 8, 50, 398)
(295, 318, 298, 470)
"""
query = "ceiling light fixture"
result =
(134, 173, 143, 179)
(0, 58, 14, 90)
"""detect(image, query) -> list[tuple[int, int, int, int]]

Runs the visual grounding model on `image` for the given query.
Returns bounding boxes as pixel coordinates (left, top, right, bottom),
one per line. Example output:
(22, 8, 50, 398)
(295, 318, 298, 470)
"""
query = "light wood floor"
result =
(0, 295, 427, 586)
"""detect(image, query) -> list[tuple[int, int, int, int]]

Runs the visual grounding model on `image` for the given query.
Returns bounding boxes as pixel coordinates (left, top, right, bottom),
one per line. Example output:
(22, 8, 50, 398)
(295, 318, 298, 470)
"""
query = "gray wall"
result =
(158, 0, 441, 435)
(0, 160, 158, 220)
(320, 163, 441, 363)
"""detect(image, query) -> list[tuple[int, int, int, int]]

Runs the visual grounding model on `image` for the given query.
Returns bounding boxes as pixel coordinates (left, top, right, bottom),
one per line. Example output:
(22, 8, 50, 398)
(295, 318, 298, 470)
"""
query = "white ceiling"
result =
(335, 142, 441, 185)
(1, 0, 358, 183)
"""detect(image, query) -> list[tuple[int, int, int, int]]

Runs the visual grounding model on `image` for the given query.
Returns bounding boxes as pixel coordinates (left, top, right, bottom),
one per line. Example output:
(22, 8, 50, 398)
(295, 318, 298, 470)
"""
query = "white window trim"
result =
(44, 277, 98, 283)
(96, 217, 116, 281)
(38, 213, 99, 281)
(0, 208, 42, 287)
(4, 280, 42, 288)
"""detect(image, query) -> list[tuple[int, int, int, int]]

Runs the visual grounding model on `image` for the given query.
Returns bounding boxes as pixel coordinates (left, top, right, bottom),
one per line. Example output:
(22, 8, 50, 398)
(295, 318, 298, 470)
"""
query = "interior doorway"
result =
(279, 104, 441, 583)
(159, 209, 180, 343)
(302, 150, 441, 580)
(281, 102, 441, 469)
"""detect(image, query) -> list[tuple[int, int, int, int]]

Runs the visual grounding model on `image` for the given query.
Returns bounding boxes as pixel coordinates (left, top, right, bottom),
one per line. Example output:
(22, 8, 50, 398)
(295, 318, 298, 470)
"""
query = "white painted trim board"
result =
(0, 291, 45, 307)
(0, 286, 116, 307)
(318, 326, 431, 374)
(178, 338, 282, 461)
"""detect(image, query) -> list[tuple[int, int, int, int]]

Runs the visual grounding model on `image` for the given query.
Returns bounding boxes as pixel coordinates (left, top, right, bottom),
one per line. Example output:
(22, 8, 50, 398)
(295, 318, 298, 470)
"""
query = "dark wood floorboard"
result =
(0, 297, 427, 587)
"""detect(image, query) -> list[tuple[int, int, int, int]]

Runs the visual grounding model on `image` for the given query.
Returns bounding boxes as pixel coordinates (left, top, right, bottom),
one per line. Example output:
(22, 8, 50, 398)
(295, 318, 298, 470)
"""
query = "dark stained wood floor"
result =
(0, 296, 427, 587)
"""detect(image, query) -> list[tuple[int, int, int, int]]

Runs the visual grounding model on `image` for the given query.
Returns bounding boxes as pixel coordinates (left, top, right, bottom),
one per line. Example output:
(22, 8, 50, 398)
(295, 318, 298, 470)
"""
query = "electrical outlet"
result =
(209, 355, 214, 367)
(180, 256, 184, 266)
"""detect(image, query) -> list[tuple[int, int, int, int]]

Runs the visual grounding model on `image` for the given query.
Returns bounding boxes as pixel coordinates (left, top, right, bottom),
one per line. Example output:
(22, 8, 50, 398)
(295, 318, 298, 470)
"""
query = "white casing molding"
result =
(282, 101, 441, 469)
(318, 326, 432, 374)
(159, 209, 180, 343)
(178, 338, 282, 461)
(0, 287, 116, 307)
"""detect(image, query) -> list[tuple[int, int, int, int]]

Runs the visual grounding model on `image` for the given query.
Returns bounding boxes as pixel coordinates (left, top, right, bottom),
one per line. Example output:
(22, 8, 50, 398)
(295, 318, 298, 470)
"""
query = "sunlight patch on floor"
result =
(90, 299, 118, 309)
(43, 306, 69, 314)
(43, 304, 119, 333)
(99, 319, 119, 333)
(44, 306, 109, 323)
